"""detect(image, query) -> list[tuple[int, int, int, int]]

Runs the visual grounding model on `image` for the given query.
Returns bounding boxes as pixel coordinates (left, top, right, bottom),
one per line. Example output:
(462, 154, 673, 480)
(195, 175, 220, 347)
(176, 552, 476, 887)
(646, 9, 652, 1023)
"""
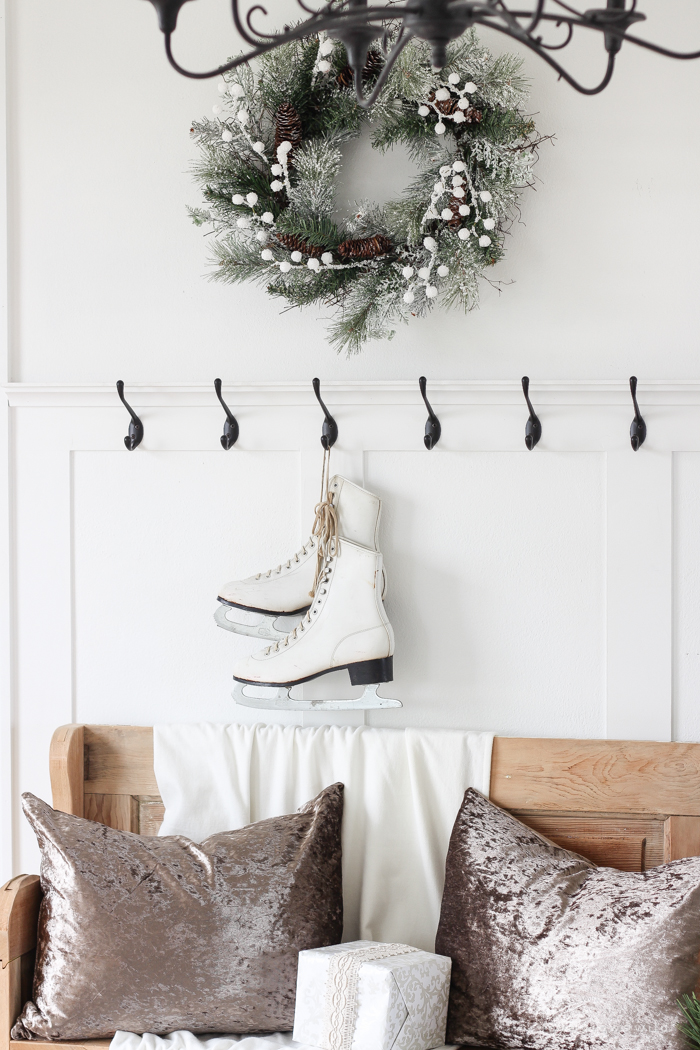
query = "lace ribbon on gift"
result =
(324, 943, 420, 1050)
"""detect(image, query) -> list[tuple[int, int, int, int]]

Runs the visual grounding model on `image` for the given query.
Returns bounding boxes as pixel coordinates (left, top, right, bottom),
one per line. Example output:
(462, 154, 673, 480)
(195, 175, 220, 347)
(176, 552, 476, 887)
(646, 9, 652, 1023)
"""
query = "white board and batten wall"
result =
(5, 380, 700, 880)
(3, 0, 700, 879)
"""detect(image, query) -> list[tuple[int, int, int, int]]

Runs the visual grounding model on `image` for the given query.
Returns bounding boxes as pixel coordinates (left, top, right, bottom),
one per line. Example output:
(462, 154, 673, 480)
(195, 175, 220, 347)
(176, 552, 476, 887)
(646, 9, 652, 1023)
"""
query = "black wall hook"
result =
(521, 376, 542, 451)
(629, 376, 647, 452)
(214, 379, 240, 450)
(312, 378, 338, 449)
(419, 376, 441, 450)
(116, 380, 144, 451)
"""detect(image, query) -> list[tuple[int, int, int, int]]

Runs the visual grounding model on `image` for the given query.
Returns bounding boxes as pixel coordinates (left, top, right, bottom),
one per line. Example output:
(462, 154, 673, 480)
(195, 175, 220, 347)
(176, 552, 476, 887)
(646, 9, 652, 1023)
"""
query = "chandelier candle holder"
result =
(144, 0, 700, 105)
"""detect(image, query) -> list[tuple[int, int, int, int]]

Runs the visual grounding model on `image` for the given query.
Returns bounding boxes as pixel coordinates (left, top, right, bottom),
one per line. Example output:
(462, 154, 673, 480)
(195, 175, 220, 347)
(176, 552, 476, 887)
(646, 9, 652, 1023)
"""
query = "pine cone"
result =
(428, 91, 459, 115)
(275, 232, 324, 258)
(463, 106, 482, 123)
(337, 234, 393, 260)
(446, 197, 463, 229)
(336, 50, 383, 88)
(274, 103, 303, 166)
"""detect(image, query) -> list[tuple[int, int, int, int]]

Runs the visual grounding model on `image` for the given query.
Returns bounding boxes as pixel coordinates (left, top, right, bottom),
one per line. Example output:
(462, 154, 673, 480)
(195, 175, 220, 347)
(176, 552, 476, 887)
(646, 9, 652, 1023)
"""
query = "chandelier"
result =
(145, 0, 700, 106)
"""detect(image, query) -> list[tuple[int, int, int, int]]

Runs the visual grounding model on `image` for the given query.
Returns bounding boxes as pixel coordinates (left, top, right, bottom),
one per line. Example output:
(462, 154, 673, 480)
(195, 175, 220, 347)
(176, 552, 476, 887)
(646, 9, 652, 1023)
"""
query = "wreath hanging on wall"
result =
(189, 31, 546, 354)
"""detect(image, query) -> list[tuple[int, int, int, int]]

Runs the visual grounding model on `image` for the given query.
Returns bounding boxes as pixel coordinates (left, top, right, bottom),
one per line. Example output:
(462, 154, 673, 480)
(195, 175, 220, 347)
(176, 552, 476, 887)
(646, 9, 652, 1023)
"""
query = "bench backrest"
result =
(50, 725, 700, 870)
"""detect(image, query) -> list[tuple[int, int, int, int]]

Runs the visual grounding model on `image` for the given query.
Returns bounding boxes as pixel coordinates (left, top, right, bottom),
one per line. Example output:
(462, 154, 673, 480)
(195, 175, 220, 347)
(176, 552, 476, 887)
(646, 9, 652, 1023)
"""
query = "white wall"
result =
(2, 0, 700, 881)
(5, 0, 700, 381)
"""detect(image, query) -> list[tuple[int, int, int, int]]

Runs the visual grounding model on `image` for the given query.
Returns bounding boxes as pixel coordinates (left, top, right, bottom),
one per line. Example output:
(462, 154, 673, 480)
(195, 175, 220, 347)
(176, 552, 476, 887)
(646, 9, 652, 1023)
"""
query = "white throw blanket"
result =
(113, 1033, 308, 1050)
(112, 724, 487, 1050)
(154, 722, 493, 951)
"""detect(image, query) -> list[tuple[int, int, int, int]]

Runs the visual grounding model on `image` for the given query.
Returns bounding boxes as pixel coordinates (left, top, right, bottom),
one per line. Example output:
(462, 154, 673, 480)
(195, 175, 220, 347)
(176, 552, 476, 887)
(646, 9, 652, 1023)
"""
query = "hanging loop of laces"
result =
(309, 446, 338, 596)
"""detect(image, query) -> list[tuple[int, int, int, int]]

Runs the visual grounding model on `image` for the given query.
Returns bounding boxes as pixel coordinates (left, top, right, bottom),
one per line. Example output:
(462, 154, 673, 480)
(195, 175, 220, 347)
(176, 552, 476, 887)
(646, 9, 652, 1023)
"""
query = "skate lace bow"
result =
(310, 492, 338, 596)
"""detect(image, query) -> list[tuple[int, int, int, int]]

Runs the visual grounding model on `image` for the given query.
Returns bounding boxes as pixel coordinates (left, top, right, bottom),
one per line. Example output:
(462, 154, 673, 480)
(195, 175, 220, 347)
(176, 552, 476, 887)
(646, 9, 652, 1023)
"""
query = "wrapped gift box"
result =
(293, 940, 451, 1050)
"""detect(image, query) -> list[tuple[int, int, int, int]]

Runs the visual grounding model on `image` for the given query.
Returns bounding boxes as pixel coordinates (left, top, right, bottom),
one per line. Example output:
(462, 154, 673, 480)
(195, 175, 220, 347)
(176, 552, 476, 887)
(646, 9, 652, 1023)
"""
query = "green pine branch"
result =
(679, 994, 700, 1048)
(274, 211, 346, 249)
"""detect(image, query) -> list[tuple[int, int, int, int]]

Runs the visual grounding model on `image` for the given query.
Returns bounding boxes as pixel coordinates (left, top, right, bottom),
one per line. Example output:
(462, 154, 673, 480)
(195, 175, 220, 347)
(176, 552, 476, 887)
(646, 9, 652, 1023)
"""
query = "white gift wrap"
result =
(293, 941, 451, 1050)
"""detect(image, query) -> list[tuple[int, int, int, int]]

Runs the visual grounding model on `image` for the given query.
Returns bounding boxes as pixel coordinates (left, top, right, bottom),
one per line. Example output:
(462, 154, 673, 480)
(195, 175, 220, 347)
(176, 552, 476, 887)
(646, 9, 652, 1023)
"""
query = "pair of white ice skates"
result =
(215, 475, 399, 709)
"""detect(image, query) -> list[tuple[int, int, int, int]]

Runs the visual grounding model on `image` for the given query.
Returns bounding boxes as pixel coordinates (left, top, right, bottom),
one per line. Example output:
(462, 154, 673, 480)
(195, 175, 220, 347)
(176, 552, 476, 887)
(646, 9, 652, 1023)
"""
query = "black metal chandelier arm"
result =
(472, 8, 649, 53)
(164, 31, 266, 77)
(487, 0, 536, 41)
(521, 0, 546, 36)
(354, 27, 413, 108)
(243, 4, 289, 41)
(538, 23, 574, 51)
(240, 0, 348, 41)
(614, 31, 700, 60)
(231, 0, 269, 46)
(477, 17, 616, 93)
(163, 7, 404, 79)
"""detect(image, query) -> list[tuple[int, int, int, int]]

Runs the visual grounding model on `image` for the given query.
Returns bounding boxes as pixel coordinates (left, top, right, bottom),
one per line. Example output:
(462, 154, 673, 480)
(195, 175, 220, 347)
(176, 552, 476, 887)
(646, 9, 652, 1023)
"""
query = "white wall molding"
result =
(8, 380, 700, 409)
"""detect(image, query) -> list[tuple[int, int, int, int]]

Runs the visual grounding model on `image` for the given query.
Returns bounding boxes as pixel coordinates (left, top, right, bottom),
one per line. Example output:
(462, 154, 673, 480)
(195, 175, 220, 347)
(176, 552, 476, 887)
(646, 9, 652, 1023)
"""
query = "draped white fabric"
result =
(154, 722, 493, 952)
(112, 1031, 307, 1050)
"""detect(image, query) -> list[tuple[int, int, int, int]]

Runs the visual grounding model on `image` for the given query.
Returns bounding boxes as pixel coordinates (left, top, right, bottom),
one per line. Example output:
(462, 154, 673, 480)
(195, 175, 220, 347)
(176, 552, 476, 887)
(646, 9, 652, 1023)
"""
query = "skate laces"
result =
(255, 539, 314, 580)
(310, 447, 339, 597)
(265, 555, 333, 655)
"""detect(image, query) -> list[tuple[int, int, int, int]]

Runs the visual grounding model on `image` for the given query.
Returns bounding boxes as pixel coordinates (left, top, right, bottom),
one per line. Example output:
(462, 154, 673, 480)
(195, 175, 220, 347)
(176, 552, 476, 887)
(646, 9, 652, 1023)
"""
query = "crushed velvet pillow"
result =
(436, 788, 700, 1050)
(13, 784, 343, 1040)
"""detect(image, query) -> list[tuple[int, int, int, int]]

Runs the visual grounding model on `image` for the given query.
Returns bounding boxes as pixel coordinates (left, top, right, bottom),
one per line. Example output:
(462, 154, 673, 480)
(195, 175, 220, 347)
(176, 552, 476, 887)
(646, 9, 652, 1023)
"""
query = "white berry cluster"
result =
(270, 140, 292, 195)
(420, 159, 495, 247)
(214, 78, 268, 161)
(312, 35, 335, 78)
(417, 73, 479, 135)
(400, 235, 446, 304)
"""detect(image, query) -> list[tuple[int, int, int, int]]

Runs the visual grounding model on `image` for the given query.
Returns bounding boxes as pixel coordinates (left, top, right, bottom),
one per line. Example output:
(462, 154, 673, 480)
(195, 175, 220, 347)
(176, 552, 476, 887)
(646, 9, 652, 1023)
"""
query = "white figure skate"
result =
(215, 474, 384, 643)
(232, 537, 400, 710)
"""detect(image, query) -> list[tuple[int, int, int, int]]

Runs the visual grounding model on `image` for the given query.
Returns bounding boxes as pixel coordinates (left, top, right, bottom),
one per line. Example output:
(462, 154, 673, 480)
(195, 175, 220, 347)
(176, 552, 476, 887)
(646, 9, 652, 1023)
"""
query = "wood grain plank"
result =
(664, 815, 700, 861)
(10, 1042, 111, 1050)
(49, 725, 85, 817)
(137, 796, 164, 837)
(0, 958, 21, 1050)
(491, 737, 700, 815)
(84, 794, 139, 833)
(84, 726, 158, 795)
(513, 811, 665, 871)
(0, 877, 41, 966)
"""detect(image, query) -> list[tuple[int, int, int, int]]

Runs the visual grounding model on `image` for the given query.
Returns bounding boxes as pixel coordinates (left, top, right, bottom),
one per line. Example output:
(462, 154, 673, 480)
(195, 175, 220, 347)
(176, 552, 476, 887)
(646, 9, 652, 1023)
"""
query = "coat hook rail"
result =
(116, 381, 144, 451)
(312, 378, 338, 450)
(629, 376, 647, 452)
(419, 377, 441, 450)
(521, 376, 542, 451)
(214, 379, 240, 450)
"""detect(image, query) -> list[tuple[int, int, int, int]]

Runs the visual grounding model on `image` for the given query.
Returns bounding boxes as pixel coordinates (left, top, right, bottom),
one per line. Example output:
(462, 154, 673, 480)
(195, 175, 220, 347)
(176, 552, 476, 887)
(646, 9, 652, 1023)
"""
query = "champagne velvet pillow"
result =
(13, 784, 344, 1040)
(436, 788, 700, 1050)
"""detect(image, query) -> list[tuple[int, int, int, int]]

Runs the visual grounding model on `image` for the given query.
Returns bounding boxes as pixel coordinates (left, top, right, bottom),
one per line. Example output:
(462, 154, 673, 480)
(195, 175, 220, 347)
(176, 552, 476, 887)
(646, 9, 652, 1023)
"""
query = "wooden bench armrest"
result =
(1, 875, 41, 1050)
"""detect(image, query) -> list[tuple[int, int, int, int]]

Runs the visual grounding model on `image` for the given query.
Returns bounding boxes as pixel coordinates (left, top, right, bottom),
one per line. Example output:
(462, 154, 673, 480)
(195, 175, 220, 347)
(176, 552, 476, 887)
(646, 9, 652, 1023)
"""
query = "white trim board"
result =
(6, 379, 700, 408)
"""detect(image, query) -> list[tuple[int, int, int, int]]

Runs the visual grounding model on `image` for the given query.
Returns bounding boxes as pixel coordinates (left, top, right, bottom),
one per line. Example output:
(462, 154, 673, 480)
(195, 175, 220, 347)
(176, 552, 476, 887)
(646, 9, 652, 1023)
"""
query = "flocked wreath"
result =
(189, 30, 547, 354)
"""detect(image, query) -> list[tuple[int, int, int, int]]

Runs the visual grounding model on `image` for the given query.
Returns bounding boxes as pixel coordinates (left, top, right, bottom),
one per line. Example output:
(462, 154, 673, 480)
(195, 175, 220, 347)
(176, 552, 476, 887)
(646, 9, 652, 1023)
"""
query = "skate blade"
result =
(214, 603, 290, 641)
(232, 681, 402, 711)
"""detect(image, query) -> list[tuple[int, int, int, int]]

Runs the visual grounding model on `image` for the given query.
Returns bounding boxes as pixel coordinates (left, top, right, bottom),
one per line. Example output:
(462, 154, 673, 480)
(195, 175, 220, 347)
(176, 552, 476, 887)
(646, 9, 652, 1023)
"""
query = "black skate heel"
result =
(348, 656, 394, 686)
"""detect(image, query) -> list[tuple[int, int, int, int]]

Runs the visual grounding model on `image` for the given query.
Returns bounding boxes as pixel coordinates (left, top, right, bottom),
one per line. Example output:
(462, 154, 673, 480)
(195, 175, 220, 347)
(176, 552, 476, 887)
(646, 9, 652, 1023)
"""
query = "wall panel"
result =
(365, 451, 605, 734)
(73, 450, 301, 725)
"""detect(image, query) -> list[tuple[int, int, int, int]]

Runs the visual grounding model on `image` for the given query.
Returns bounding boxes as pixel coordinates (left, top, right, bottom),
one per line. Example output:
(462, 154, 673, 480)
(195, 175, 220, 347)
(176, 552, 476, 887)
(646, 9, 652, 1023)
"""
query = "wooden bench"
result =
(2, 725, 700, 1050)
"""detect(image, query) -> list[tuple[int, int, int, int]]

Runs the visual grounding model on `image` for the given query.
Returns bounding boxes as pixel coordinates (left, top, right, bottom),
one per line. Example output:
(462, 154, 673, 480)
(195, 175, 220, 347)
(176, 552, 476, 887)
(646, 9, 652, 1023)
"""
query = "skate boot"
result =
(215, 475, 384, 643)
(231, 537, 400, 710)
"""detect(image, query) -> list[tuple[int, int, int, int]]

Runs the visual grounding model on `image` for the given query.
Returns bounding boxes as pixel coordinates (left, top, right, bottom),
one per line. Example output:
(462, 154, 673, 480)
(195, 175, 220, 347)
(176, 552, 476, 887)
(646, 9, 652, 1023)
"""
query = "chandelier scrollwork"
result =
(145, 0, 700, 105)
